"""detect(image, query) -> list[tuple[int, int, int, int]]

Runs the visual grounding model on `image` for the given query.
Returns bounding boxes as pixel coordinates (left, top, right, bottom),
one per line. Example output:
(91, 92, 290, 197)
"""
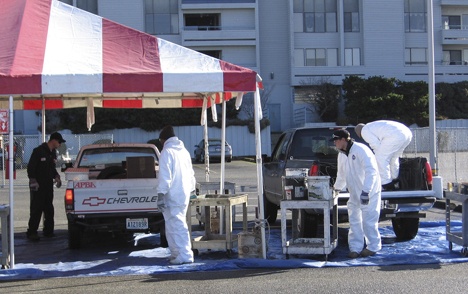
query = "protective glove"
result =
(333, 189, 341, 198)
(157, 193, 166, 212)
(360, 191, 369, 205)
(55, 175, 62, 188)
(29, 178, 39, 191)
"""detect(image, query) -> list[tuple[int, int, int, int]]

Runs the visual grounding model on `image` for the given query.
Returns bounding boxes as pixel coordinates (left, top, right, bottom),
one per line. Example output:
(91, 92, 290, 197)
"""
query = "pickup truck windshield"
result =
(78, 147, 157, 168)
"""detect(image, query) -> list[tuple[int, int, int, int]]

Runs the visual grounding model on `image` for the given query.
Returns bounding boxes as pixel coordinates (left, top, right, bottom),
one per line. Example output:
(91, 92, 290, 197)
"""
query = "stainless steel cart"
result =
(186, 193, 248, 257)
(280, 196, 338, 260)
(445, 191, 468, 256)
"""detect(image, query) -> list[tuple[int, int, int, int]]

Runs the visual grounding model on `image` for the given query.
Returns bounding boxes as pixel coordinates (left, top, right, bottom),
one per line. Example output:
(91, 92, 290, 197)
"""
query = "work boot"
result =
(169, 256, 193, 265)
(360, 248, 376, 257)
(348, 251, 360, 258)
(26, 232, 40, 241)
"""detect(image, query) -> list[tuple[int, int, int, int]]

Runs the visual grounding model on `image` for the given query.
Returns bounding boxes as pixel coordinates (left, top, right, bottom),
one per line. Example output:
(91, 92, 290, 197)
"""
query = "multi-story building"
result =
(49, 0, 468, 134)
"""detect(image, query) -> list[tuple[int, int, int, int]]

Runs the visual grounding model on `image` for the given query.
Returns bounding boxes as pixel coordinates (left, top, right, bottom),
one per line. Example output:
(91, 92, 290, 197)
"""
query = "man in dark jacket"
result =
(26, 132, 65, 241)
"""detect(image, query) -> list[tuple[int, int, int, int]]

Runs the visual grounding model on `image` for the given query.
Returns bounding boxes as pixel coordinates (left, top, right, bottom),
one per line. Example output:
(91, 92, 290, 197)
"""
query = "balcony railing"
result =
(181, 25, 256, 44)
(441, 28, 468, 44)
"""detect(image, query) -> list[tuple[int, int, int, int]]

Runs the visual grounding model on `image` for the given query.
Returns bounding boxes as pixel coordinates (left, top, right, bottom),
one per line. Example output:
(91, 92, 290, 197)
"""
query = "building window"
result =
(443, 50, 463, 65)
(405, 48, 427, 65)
(344, 48, 360, 66)
(184, 14, 220, 30)
(295, 48, 337, 66)
(343, 0, 359, 32)
(199, 50, 221, 59)
(404, 0, 426, 33)
(59, 0, 98, 14)
(294, 0, 337, 33)
(442, 15, 462, 30)
(145, 0, 179, 35)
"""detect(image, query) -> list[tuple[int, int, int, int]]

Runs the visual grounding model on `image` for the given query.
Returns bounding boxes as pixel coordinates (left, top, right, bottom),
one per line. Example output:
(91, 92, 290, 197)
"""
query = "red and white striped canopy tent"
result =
(0, 0, 261, 110)
(0, 0, 267, 266)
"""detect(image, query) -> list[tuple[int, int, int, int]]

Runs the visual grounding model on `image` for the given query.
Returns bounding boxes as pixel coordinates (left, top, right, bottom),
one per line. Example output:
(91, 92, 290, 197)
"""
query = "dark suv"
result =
(262, 126, 438, 240)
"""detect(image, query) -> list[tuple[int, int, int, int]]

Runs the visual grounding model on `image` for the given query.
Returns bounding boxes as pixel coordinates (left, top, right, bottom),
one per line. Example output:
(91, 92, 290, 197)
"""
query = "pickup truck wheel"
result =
(263, 193, 278, 225)
(391, 217, 419, 240)
(68, 223, 81, 249)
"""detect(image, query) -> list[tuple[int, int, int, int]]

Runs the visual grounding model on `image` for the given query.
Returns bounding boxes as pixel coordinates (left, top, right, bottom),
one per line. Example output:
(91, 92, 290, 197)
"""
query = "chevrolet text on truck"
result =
(263, 126, 443, 241)
(62, 143, 164, 249)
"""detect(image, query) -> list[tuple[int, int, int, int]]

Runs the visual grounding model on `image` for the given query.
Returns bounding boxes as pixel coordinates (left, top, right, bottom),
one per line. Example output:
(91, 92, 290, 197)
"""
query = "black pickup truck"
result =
(262, 126, 443, 240)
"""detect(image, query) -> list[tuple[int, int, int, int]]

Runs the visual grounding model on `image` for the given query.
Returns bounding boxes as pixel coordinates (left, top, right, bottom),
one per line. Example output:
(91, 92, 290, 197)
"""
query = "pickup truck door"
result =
(263, 132, 292, 201)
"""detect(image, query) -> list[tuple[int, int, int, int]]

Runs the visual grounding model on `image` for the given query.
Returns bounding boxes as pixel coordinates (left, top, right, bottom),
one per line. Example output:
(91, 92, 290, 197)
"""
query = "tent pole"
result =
(219, 97, 227, 235)
(202, 97, 209, 182)
(41, 97, 46, 142)
(8, 95, 15, 268)
(254, 86, 266, 259)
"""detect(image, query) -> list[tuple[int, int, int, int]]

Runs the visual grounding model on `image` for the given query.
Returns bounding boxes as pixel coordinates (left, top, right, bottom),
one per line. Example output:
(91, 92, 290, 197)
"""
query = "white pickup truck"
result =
(62, 143, 164, 249)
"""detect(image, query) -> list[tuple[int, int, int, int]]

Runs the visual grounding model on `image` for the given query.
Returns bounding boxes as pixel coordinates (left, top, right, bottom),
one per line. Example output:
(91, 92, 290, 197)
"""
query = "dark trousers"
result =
(27, 187, 55, 235)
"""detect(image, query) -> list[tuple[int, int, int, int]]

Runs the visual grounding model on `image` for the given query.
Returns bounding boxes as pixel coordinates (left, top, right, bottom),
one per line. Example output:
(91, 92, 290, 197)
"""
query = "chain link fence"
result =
(405, 127, 468, 185)
(0, 133, 113, 187)
(1, 128, 467, 187)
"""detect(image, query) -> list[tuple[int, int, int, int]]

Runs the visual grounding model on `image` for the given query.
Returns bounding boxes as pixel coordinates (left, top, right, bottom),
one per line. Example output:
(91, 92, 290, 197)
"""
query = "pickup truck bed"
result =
(63, 143, 165, 249)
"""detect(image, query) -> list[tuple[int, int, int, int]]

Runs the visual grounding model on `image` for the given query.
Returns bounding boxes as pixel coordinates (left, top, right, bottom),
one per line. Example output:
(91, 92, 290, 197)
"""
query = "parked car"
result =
(194, 139, 232, 163)
(0, 138, 25, 169)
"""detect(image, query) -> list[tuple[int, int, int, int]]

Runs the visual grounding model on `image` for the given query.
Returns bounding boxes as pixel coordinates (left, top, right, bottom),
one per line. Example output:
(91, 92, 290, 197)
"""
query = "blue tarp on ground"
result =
(1, 221, 467, 280)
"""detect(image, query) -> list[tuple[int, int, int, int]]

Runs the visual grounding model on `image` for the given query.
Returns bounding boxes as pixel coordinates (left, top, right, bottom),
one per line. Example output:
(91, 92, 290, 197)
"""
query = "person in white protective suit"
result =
(331, 129, 382, 258)
(156, 125, 196, 265)
(355, 120, 412, 190)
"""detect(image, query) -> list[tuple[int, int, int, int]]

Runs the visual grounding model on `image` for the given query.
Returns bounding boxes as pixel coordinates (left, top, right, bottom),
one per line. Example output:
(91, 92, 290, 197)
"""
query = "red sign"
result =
(0, 109, 8, 134)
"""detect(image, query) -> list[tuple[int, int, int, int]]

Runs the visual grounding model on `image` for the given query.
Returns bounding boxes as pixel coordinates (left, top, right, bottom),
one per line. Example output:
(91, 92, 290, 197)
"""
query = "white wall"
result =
(98, 125, 272, 157)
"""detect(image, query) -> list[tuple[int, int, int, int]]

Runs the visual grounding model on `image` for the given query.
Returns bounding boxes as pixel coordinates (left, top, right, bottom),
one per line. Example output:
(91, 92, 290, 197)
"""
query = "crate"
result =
(305, 176, 331, 200)
(282, 176, 307, 200)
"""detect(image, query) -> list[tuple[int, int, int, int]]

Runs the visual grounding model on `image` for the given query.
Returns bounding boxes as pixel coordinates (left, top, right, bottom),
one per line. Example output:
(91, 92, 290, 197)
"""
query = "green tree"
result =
(342, 76, 431, 126)
(297, 79, 340, 122)
(436, 81, 468, 119)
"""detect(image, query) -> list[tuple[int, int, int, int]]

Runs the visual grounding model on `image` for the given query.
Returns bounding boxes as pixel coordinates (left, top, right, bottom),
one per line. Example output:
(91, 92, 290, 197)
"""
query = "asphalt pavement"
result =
(0, 160, 466, 293)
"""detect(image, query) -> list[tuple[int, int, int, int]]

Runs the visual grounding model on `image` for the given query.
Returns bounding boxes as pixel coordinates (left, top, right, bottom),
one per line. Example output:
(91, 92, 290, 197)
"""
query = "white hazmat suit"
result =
(357, 120, 412, 185)
(334, 141, 382, 254)
(157, 136, 196, 264)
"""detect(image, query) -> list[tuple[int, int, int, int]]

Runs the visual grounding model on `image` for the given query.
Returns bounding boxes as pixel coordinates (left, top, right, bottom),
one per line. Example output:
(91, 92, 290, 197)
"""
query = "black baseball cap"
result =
(50, 132, 66, 143)
(330, 129, 350, 141)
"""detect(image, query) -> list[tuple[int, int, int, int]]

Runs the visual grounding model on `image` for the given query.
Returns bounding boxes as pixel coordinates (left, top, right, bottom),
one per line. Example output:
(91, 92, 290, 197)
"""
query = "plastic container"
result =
(305, 176, 331, 200)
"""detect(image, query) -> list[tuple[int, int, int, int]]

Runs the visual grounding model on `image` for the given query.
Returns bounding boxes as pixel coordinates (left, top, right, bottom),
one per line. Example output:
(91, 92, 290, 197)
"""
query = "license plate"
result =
(126, 218, 148, 230)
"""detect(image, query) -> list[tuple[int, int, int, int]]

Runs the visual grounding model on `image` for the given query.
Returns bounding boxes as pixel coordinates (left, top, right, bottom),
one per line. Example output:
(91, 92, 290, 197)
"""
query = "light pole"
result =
(427, 0, 437, 175)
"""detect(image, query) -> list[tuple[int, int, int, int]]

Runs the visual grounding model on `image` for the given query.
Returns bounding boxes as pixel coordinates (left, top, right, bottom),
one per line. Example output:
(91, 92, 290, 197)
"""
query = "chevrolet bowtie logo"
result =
(82, 197, 106, 206)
